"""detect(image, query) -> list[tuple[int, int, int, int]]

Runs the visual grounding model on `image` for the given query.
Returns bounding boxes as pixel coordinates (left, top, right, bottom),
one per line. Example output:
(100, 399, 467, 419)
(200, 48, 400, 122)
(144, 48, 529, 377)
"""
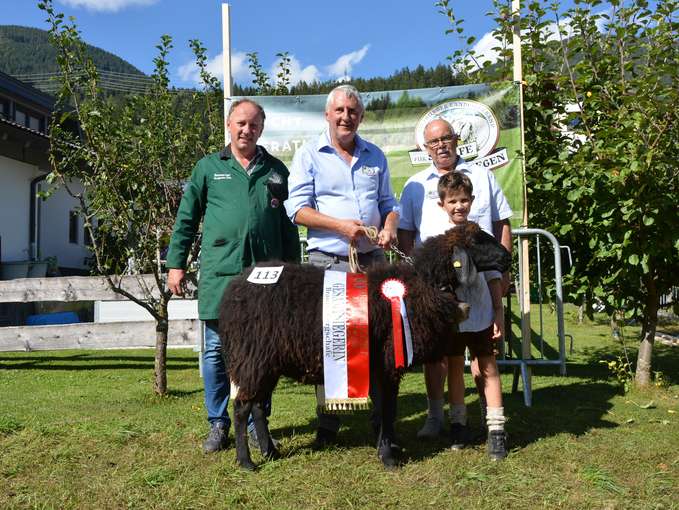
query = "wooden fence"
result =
(0, 275, 198, 352)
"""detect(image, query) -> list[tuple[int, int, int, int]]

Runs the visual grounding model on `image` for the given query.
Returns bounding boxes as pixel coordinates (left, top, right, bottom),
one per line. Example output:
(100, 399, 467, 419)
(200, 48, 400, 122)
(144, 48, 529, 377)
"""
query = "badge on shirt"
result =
(427, 190, 439, 200)
(247, 266, 284, 285)
(359, 166, 378, 177)
(213, 173, 231, 180)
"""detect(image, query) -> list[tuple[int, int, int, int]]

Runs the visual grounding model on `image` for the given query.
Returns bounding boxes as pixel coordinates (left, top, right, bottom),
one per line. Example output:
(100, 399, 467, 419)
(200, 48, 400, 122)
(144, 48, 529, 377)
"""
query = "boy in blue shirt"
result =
(437, 171, 508, 460)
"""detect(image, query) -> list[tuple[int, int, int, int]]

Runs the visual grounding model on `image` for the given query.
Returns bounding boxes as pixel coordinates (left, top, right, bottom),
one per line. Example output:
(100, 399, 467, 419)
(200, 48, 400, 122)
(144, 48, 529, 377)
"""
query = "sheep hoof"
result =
(237, 458, 257, 471)
(377, 439, 399, 470)
(264, 446, 281, 461)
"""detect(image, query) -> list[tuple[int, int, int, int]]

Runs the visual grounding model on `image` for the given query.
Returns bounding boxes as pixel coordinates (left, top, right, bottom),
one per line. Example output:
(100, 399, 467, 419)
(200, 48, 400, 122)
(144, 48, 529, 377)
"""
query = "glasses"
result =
(424, 134, 456, 148)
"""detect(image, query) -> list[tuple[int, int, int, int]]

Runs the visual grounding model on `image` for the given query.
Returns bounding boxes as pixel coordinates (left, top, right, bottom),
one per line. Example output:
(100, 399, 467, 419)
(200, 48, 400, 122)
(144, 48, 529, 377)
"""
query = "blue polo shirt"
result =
(285, 130, 399, 256)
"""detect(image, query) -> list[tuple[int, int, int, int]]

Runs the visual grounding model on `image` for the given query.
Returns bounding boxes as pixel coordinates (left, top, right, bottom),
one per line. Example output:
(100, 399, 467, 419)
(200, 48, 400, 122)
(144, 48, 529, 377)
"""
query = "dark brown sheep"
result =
(219, 222, 511, 470)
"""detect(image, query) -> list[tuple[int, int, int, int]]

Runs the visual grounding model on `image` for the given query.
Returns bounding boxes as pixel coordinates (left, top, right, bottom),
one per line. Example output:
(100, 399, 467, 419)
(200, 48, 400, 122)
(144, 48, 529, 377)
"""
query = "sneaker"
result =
(202, 421, 228, 453)
(417, 416, 443, 439)
(487, 430, 508, 461)
(311, 427, 339, 450)
(449, 423, 471, 450)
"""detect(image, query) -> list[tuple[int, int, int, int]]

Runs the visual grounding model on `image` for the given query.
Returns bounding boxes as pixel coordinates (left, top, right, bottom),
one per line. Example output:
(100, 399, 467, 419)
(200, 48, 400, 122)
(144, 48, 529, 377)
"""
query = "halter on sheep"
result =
(218, 222, 511, 470)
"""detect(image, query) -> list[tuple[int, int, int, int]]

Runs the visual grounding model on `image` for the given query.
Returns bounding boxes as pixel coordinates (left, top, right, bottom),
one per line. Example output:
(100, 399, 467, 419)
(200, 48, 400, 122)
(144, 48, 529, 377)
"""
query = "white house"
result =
(0, 70, 90, 278)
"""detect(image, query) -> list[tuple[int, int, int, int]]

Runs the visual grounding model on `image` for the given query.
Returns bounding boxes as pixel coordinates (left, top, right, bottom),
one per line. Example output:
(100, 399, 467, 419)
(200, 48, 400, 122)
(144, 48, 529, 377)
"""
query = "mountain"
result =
(0, 25, 147, 94)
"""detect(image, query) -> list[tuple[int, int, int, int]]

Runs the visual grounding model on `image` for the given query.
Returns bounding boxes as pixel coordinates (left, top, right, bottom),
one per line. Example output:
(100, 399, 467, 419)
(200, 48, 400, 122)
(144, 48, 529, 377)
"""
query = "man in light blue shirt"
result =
(285, 84, 399, 257)
(284, 84, 399, 449)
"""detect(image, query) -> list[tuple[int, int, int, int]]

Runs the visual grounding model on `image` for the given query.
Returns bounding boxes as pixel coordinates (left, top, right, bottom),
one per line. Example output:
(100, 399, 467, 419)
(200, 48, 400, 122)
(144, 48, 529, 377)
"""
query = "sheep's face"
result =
(445, 223, 511, 274)
(413, 222, 512, 292)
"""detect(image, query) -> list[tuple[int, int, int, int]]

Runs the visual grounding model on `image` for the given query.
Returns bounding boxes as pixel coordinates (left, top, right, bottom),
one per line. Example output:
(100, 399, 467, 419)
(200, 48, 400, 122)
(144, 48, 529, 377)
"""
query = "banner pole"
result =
(512, 0, 533, 394)
(221, 3, 232, 148)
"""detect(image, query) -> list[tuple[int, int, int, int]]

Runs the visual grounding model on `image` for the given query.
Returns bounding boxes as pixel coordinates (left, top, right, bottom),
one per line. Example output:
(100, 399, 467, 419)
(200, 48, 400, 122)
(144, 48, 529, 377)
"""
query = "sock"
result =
(448, 404, 467, 425)
(427, 398, 444, 420)
(479, 393, 488, 428)
(486, 406, 506, 432)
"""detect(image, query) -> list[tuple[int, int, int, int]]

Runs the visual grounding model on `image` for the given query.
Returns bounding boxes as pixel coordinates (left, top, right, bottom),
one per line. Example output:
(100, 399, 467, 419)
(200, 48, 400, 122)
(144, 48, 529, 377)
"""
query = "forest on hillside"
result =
(0, 25, 145, 77)
(1, 25, 462, 97)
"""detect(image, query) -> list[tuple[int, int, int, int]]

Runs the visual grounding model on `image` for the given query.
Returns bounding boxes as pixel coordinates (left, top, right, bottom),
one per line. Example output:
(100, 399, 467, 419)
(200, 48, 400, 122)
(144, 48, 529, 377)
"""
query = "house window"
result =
(14, 106, 46, 133)
(0, 98, 9, 118)
(84, 224, 93, 247)
(69, 210, 79, 244)
(15, 109, 26, 126)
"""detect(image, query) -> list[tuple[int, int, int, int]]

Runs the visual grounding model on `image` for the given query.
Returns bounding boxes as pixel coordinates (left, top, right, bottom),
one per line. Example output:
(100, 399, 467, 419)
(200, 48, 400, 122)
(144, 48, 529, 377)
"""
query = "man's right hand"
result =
(337, 219, 366, 242)
(168, 268, 186, 296)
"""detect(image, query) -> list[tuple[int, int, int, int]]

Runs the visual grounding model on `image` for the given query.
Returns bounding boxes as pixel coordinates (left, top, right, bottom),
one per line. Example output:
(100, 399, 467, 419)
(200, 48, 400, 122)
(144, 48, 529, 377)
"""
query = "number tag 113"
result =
(247, 266, 284, 285)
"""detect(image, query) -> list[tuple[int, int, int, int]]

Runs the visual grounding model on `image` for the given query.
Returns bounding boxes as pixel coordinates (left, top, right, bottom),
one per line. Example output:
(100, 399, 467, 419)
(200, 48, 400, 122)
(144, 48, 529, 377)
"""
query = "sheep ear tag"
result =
(247, 266, 284, 285)
(380, 279, 414, 369)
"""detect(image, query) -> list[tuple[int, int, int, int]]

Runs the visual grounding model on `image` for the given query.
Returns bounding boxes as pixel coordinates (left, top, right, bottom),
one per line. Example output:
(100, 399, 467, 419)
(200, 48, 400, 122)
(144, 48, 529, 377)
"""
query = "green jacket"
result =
(166, 146, 301, 320)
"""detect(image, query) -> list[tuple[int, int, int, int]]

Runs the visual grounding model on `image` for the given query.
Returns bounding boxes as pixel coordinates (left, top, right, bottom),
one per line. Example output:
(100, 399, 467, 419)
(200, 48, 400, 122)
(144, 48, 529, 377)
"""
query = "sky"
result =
(2, 0, 522, 88)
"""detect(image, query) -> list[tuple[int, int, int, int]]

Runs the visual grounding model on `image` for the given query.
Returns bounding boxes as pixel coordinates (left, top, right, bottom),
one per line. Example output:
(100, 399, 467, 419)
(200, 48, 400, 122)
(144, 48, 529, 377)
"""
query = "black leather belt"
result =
(308, 249, 378, 263)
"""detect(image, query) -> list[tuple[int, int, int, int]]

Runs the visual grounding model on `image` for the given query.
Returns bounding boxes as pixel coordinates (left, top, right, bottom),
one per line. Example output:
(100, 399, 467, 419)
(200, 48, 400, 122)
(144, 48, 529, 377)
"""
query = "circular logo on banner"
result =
(415, 100, 500, 158)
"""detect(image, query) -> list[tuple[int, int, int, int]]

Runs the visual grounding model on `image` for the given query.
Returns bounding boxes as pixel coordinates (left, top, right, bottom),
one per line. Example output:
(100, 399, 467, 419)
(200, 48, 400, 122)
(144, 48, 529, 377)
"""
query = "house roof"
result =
(0, 114, 49, 140)
(0, 70, 56, 111)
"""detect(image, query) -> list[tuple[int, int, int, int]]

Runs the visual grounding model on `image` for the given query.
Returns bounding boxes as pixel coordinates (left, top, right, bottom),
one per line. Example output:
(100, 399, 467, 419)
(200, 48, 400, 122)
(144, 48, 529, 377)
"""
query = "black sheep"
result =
(219, 222, 511, 470)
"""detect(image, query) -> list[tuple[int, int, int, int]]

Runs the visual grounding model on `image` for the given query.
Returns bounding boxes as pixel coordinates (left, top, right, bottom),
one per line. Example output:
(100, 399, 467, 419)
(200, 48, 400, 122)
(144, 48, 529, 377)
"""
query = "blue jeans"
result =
(203, 320, 270, 433)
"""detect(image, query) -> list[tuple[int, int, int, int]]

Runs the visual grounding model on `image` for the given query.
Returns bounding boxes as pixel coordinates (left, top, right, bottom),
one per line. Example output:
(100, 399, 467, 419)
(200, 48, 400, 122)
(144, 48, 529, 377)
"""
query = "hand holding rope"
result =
(348, 226, 413, 272)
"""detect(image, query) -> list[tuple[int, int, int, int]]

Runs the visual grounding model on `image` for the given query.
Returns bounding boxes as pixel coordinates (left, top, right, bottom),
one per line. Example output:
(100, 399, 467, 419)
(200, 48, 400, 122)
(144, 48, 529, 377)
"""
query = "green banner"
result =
(236, 81, 524, 225)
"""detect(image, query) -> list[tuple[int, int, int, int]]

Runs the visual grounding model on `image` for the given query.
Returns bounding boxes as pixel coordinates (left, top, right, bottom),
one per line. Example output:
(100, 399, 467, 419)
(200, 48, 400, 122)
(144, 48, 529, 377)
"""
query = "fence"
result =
(495, 228, 568, 406)
(0, 275, 198, 351)
(1, 230, 570, 406)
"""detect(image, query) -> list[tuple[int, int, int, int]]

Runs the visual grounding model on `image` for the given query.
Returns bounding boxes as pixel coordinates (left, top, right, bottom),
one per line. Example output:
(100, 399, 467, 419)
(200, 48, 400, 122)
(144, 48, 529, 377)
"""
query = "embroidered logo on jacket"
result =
(213, 173, 231, 180)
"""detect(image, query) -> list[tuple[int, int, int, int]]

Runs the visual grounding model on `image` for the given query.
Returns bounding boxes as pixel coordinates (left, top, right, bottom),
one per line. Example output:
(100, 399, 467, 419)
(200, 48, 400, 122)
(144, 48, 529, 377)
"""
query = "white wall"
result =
(39, 180, 91, 270)
(0, 155, 41, 262)
(94, 299, 199, 322)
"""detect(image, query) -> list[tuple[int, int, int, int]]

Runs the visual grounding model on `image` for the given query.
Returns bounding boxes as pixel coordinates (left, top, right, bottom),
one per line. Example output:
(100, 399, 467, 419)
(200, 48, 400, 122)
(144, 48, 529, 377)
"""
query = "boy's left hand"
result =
(492, 308, 505, 341)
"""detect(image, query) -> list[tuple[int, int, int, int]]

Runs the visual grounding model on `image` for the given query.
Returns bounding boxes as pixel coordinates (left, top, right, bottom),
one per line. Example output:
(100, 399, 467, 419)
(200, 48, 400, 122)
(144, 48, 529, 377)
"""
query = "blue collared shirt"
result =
(399, 161, 513, 247)
(285, 130, 399, 255)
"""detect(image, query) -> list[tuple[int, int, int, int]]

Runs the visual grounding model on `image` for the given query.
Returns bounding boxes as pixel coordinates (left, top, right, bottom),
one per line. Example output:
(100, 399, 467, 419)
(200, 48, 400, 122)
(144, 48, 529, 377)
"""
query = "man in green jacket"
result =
(166, 99, 300, 453)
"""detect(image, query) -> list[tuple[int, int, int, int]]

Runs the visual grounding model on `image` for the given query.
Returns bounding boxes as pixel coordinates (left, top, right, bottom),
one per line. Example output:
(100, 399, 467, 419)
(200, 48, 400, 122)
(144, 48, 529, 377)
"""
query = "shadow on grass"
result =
(0, 353, 198, 371)
(166, 388, 203, 398)
(504, 310, 561, 360)
(579, 342, 679, 385)
(268, 376, 620, 464)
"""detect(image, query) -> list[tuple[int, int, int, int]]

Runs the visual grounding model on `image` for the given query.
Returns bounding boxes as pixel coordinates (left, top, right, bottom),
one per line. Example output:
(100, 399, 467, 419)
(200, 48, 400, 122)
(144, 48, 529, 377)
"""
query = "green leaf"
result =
(628, 254, 639, 265)
(642, 215, 654, 226)
(560, 224, 573, 235)
(566, 189, 581, 201)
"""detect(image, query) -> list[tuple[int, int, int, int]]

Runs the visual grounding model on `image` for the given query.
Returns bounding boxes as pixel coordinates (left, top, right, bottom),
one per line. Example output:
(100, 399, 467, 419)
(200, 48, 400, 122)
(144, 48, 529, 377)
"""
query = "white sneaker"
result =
(417, 416, 443, 438)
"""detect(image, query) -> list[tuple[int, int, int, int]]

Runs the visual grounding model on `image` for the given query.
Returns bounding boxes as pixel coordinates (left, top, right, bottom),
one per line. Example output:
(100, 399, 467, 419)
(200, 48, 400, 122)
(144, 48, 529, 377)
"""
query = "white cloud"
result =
(270, 54, 320, 87)
(468, 31, 503, 69)
(463, 15, 584, 72)
(325, 44, 370, 80)
(58, 0, 158, 12)
(177, 51, 249, 86)
(176, 45, 370, 88)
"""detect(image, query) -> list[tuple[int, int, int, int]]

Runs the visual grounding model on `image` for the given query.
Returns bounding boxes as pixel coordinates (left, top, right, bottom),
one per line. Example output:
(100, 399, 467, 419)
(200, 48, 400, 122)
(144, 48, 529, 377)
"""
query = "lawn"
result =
(1, 305, 678, 509)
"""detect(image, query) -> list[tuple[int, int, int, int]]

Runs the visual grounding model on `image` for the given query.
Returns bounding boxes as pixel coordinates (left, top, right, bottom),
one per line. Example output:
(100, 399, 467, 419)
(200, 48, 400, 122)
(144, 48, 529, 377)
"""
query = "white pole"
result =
(512, 0, 533, 395)
(221, 3, 232, 148)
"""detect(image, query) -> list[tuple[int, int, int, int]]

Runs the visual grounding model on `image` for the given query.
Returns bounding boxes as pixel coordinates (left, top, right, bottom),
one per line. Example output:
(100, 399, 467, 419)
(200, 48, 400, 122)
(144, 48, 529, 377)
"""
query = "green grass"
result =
(1, 305, 678, 509)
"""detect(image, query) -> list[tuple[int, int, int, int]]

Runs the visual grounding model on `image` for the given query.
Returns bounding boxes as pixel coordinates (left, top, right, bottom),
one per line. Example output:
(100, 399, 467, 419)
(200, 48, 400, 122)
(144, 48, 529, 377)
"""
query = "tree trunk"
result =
(154, 316, 169, 395)
(635, 273, 658, 387)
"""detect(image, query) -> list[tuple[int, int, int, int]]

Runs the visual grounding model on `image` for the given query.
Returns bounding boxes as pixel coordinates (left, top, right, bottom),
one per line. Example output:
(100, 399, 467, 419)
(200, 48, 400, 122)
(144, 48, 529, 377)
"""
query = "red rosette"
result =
(380, 278, 407, 369)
